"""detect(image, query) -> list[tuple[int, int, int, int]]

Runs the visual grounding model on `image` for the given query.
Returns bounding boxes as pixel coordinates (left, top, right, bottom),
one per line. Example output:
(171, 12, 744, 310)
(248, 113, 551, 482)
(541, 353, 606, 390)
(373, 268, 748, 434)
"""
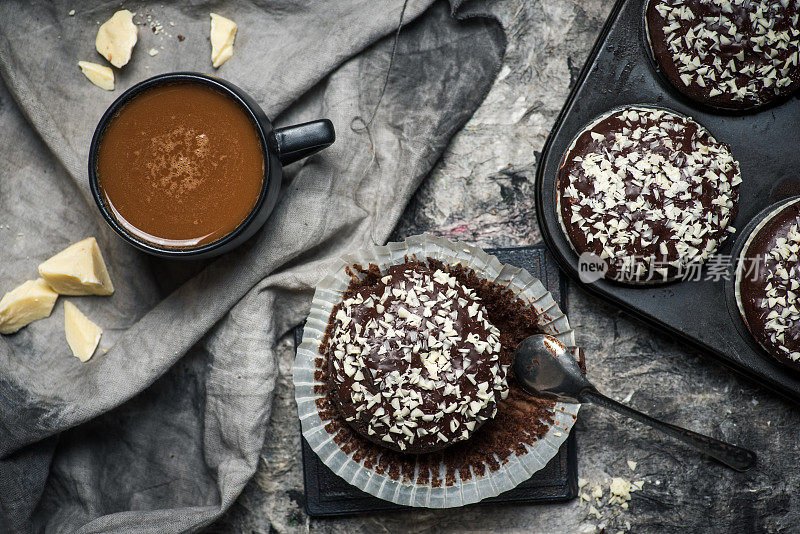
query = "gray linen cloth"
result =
(0, 0, 505, 532)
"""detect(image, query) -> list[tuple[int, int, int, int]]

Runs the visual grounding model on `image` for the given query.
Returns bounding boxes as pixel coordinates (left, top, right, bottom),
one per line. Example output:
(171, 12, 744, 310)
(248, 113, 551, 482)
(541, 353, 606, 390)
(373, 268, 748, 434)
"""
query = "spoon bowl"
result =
(514, 334, 590, 403)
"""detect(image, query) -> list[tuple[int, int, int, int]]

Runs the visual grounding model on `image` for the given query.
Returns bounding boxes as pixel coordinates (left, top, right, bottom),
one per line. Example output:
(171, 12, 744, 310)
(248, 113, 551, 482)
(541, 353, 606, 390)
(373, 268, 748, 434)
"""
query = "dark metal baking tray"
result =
(534, 0, 800, 402)
(294, 245, 578, 517)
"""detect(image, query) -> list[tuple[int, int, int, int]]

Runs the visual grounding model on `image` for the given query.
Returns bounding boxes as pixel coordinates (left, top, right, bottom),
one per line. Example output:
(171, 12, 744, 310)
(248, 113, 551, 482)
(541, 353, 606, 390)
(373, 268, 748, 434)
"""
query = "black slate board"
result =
(294, 244, 577, 517)
(534, 0, 800, 404)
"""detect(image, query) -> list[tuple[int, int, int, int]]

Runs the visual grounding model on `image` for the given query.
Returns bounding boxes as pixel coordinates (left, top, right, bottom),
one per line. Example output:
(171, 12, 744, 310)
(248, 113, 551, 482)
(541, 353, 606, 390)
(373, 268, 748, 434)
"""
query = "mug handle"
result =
(273, 119, 335, 166)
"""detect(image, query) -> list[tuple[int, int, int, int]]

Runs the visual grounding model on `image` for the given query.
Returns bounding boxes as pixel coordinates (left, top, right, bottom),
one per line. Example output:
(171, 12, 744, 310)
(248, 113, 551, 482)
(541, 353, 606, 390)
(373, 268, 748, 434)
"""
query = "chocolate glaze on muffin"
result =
(646, 0, 800, 110)
(324, 261, 508, 454)
(557, 106, 741, 284)
(737, 198, 800, 368)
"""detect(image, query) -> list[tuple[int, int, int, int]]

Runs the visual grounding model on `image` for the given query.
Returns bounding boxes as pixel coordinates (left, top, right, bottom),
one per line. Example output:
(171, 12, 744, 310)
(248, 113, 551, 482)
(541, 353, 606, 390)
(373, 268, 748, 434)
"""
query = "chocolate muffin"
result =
(646, 0, 800, 110)
(557, 106, 741, 284)
(324, 261, 509, 454)
(736, 198, 800, 368)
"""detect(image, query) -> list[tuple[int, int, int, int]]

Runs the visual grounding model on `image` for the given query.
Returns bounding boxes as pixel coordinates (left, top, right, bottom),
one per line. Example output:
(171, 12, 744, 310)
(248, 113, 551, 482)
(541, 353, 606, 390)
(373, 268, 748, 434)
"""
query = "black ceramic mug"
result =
(88, 72, 335, 259)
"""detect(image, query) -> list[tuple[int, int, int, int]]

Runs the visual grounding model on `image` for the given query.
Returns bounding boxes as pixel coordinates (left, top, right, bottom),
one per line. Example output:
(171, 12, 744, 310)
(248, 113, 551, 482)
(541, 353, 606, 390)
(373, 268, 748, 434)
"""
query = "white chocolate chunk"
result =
(38, 238, 114, 296)
(0, 279, 58, 334)
(210, 13, 237, 68)
(78, 61, 114, 91)
(609, 477, 634, 500)
(95, 10, 137, 68)
(64, 301, 102, 362)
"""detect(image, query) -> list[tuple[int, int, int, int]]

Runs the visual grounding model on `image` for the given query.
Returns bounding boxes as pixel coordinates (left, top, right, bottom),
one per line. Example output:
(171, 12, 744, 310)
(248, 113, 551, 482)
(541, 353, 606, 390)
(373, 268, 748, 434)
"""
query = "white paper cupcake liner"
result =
(293, 234, 581, 508)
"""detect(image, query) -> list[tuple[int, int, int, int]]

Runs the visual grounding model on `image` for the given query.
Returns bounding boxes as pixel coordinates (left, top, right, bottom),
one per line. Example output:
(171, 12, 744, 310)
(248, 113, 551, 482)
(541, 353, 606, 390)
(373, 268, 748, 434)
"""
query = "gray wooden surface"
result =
(210, 1, 797, 532)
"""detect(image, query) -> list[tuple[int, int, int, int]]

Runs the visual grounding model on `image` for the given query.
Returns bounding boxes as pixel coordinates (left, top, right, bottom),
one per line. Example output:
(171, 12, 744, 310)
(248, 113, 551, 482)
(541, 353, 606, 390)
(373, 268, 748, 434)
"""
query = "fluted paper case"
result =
(293, 234, 581, 508)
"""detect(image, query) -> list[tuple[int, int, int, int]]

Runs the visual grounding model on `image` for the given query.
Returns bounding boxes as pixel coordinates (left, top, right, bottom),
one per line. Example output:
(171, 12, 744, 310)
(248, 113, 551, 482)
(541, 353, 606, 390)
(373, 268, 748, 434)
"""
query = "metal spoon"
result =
(514, 334, 757, 472)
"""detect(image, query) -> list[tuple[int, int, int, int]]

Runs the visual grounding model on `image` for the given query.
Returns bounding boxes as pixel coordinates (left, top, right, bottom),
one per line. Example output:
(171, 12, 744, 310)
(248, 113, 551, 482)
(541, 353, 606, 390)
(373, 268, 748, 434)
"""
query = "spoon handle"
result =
(579, 389, 756, 472)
